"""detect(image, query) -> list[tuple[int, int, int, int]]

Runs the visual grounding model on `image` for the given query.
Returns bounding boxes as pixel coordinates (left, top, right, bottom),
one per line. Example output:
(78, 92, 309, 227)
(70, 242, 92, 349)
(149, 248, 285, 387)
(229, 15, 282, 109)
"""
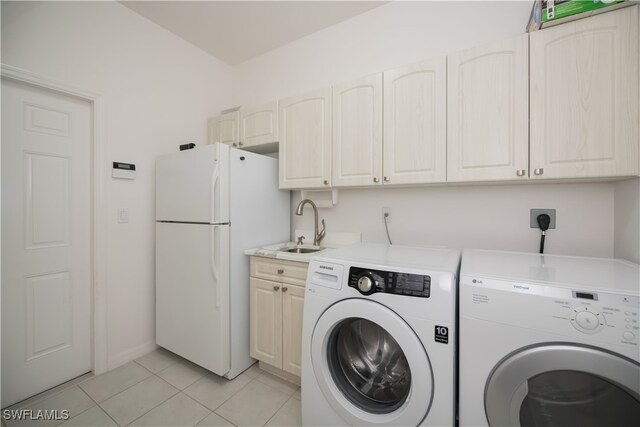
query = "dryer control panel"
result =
(348, 267, 431, 297)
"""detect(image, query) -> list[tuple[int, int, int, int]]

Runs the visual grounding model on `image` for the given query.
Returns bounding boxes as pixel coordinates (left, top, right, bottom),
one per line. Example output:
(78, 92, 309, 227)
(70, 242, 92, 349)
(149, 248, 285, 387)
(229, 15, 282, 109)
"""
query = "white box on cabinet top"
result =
(530, 6, 638, 179)
(447, 34, 529, 182)
(279, 87, 332, 189)
(384, 57, 447, 185)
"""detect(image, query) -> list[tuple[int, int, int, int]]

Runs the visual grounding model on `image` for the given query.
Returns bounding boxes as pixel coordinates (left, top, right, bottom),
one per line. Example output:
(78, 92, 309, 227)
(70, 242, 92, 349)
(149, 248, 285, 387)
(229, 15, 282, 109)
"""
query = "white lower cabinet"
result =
(249, 257, 307, 378)
(447, 34, 529, 182)
(530, 6, 638, 179)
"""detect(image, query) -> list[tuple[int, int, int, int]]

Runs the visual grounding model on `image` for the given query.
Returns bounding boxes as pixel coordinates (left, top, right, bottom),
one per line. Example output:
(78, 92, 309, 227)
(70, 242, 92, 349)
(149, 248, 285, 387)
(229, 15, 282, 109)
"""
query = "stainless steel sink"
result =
(285, 248, 321, 254)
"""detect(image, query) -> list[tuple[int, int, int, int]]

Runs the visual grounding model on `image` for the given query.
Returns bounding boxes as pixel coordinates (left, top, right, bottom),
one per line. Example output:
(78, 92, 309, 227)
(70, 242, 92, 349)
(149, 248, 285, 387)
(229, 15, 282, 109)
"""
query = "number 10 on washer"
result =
(435, 326, 449, 344)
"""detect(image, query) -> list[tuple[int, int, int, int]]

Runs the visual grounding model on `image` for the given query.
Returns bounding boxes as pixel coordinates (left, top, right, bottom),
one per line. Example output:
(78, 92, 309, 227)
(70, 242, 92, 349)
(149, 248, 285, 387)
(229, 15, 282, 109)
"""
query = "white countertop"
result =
(244, 230, 362, 263)
(244, 242, 330, 263)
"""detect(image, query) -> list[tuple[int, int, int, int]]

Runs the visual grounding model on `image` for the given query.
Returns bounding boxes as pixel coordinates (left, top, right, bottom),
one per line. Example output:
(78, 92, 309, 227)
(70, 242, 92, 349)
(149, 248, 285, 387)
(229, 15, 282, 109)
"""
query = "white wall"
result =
(233, 0, 620, 259)
(1, 1, 233, 368)
(614, 178, 640, 263)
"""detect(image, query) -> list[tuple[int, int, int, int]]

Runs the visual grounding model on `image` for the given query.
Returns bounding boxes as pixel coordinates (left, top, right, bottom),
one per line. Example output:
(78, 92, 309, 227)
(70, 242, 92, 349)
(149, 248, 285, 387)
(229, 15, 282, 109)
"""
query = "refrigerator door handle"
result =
(210, 163, 220, 224)
(210, 226, 220, 307)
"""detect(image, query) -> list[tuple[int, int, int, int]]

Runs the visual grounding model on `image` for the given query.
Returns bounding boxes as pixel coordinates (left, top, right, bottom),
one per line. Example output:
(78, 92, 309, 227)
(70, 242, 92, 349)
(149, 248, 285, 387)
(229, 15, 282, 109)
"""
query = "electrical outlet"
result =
(382, 207, 392, 223)
(530, 209, 556, 229)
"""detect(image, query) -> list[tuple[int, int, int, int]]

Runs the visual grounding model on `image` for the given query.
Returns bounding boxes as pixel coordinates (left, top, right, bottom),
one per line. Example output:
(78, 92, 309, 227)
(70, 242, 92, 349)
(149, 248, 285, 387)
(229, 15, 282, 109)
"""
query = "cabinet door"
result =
(530, 6, 638, 179)
(384, 57, 446, 184)
(240, 101, 279, 148)
(279, 87, 332, 189)
(208, 111, 239, 146)
(332, 74, 383, 187)
(447, 34, 529, 182)
(250, 278, 282, 368)
(282, 284, 305, 377)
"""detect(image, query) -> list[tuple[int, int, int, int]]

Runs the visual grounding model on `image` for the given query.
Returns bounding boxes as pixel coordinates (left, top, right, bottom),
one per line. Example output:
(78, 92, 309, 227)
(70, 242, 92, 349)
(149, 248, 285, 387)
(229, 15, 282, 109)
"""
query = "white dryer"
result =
(301, 243, 460, 426)
(459, 249, 640, 427)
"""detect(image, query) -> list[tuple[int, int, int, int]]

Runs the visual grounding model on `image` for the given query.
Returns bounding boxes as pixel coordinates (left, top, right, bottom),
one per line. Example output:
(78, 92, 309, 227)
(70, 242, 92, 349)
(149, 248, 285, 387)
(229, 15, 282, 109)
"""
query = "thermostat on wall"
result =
(112, 162, 136, 179)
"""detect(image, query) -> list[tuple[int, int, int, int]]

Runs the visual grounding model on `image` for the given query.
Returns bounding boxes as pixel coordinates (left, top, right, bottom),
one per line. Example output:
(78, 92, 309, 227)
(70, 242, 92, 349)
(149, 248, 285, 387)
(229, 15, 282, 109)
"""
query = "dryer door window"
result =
(519, 370, 640, 426)
(310, 299, 434, 426)
(328, 318, 411, 414)
(485, 344, 640, 427)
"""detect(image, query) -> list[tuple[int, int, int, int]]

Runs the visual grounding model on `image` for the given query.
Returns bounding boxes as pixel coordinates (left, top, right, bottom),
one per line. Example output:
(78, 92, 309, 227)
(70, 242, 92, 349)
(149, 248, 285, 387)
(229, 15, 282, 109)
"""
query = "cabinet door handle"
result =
(373, 177, 379, 183)
(516, 169, 526, 177)
(273, 285, 280, 291)
(323, 180, 329, 185)
(282, 287, 288, 292)
(277, 269, 284, 274)
(383, 176, 390, 182)
(534, 168, 544, 175)
(232, 143, 238, 147)
(238, 142, 243, 147)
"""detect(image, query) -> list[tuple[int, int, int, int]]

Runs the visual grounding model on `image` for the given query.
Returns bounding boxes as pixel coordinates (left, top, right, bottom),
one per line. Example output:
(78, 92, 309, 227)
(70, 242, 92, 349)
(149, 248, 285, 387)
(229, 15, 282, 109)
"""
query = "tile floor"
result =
(2, 349, 301, 427)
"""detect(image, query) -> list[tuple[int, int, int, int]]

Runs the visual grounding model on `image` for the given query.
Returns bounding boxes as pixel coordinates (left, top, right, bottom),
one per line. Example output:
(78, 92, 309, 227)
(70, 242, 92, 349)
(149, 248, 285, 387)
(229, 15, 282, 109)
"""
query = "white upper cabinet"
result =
(530, 6, 638, 179)
(332, 74, 383, 187)
(240, 101, 279, 148)
(208, 110, 239, 146)
(447, 34, 529, 182)
(279, 87, 332, 189)
(384, 57, 446, 185)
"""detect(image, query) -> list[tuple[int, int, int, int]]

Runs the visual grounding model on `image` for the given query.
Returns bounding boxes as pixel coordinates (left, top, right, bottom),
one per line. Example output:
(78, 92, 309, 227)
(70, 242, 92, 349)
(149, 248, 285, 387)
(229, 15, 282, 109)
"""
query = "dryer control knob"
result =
(357, 276, 374, 294)
(575, 311, 599, 331)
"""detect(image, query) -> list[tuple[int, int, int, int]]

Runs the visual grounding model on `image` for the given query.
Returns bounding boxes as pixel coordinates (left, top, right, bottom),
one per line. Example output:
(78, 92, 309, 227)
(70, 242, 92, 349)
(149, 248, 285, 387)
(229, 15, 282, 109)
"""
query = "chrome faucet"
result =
(295, 199, 326, 246)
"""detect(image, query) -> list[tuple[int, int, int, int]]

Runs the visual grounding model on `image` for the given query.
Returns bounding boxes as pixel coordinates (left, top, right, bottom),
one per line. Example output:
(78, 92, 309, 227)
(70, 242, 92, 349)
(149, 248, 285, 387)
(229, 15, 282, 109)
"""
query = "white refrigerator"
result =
(155, 143, 290, 379)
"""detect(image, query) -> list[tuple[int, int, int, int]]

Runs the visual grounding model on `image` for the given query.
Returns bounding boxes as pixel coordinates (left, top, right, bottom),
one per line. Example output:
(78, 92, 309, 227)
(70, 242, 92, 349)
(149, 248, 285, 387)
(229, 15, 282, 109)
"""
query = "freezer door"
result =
(156, 144, 230, 223)
(156, 222, 230, 375)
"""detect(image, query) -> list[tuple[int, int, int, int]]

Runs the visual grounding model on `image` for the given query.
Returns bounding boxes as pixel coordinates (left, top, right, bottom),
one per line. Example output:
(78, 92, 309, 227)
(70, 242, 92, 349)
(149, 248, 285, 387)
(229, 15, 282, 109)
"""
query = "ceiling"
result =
(121, 1, 387, 65)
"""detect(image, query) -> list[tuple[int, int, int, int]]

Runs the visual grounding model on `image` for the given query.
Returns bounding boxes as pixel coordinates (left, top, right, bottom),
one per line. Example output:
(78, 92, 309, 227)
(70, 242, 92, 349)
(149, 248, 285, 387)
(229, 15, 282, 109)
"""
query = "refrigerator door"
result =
(156, 222, 230, 375)
(156, 144, 230, 224)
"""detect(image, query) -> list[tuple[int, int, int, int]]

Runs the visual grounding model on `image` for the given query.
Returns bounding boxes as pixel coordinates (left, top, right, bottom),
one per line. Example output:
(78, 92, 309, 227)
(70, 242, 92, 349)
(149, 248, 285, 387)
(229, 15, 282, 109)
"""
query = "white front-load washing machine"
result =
(301, 243, 460, 426)
(459, 249, 640, 427)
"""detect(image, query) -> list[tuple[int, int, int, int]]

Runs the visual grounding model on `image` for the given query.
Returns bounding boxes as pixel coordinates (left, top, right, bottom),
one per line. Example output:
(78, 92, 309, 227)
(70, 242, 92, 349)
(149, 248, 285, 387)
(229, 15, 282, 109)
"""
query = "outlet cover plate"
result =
(530, 209, 556, 229)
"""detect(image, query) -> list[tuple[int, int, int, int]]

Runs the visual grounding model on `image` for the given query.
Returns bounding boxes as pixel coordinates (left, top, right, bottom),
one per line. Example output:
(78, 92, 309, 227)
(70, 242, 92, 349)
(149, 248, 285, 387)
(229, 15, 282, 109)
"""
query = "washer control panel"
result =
(460, 276, 640, 347)
(348, 267, 431, 297)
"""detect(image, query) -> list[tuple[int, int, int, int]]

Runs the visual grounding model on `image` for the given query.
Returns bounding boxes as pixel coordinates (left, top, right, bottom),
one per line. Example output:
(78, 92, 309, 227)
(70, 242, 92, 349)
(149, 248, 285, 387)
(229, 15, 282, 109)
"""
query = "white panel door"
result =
(282, 284, 305, 377)
(156, 144, 229, 224)
(279, 87, 332, 189)
(384, 57, 446, 185)
(1, 79, 91, 407)
(447, 34, 529, 182)
(240, 101, 279, 148)
(208, 111, 239, 147)
(249, 278, 282, 368)
(530, 6, 639, 179)
(332, 74, 383, 187)
(156, 222, 230, 375)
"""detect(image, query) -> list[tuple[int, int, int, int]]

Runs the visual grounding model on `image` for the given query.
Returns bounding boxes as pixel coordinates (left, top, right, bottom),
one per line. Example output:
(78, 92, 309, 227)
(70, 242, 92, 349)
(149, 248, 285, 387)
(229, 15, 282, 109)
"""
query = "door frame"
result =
(1, 64, 109, 377)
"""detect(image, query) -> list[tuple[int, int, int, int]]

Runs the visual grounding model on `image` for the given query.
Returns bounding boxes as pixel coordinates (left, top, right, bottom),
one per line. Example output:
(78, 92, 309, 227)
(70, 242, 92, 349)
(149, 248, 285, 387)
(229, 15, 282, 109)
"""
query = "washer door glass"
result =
(328, 318, 411, 413)
(485, 344, 640, 427)
(310, 298, 434, 426)
(519, 370, 640, 427)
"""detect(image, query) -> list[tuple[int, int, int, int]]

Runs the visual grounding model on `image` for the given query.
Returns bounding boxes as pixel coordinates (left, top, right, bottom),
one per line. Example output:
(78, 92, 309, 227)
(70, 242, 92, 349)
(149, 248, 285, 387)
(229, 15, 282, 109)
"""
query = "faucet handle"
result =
(296, 235, 306, 245)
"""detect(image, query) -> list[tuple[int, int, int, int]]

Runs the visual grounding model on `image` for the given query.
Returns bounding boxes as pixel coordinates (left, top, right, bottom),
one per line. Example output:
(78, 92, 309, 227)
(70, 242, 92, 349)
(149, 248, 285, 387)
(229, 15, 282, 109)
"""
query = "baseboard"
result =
(107, 341, 158, 370)
(259, 362, 301, 386)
